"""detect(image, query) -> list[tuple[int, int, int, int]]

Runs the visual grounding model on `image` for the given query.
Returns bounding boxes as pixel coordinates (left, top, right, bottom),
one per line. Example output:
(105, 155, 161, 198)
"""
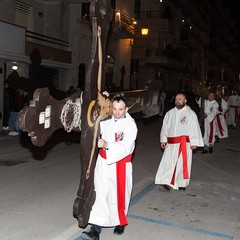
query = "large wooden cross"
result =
(19, 0, 159, 229)
(19, 0, 113, 228)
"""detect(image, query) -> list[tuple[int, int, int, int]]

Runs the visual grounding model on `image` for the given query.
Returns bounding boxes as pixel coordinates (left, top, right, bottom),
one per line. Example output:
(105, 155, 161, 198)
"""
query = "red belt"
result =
(167, 136, 190, 179)
(99, 148, 107, 159)
(99, 148, 132, 225)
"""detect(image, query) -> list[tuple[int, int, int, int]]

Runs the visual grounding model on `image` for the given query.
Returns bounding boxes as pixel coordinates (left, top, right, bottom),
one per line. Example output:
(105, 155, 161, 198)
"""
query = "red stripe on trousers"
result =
(167, 136, 190, 182)
(99, 149, 132, 226)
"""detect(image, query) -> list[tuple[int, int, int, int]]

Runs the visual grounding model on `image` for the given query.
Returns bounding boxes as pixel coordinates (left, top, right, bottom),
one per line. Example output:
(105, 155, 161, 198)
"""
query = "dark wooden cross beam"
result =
(19, 0, 161, 229)
(19, 0, 114, 228)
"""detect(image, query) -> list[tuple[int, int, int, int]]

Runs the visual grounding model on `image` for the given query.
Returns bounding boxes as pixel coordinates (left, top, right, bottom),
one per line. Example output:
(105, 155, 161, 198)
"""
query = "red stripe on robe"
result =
(99, 149, 132, 226)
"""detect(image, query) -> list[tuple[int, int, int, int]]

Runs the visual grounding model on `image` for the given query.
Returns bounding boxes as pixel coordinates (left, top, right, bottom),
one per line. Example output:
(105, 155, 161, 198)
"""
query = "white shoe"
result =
(8, 131, 19, 136)
(3, 126, 10, 130)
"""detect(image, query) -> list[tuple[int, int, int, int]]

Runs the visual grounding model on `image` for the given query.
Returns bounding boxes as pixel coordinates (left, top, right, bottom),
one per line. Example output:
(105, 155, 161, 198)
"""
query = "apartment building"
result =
(0, 0, 135, 127)
(72, 0, 135, 91)
(0, 0, 239, 127)
(0, 0, 73, 125)
(131, 0, 240, 94)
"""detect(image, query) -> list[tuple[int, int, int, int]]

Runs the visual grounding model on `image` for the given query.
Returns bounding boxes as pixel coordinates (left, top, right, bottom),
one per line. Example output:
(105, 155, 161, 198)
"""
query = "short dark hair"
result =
(112, 94, 127, 106)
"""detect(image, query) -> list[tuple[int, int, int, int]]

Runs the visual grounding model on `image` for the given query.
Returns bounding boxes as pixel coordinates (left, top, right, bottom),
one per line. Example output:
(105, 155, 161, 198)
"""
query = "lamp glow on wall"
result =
(12, 65, 18, 70)
(141, 27, 149, 35)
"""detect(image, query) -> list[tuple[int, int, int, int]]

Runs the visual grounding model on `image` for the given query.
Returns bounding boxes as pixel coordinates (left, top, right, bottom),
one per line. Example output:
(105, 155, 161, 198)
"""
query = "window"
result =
(81, 3, 90, 21)
(134, 0, 141, 19)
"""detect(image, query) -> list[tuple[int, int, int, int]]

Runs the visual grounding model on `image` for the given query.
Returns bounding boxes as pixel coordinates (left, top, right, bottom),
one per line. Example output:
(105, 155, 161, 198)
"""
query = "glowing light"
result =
(141, 27, 149, 35)
(12, 65, 18, 70)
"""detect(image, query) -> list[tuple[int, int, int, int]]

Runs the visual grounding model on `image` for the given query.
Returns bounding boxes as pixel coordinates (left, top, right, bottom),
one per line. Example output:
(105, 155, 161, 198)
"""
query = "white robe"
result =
(159, 92, 166, 117)
(215, 98, 228, 138)
(197, 98, 219, 147)
(227, 94, 240, 127)
(89, 113, 137, 227)
(155, 105, 204, 190)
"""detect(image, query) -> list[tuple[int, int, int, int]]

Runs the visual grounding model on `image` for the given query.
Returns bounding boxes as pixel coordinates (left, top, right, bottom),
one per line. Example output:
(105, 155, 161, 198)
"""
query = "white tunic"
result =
(159, 92, 166, 117)
(215, 98, 228, 138)
(155, 105, 204, 190)
(197, 98, 219, 146)
(89, 112, 137, 227)
(227, 94, 240, 127)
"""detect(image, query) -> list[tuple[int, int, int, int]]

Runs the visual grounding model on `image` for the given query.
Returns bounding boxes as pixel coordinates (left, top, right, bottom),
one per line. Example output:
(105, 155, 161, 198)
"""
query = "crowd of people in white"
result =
(155, 89, 239, 193)
(158, 89, 240, 154)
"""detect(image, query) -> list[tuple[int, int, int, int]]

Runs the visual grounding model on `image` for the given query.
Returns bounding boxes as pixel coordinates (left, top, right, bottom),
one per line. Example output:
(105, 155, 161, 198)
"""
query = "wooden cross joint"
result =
(19, 87, 81, 146)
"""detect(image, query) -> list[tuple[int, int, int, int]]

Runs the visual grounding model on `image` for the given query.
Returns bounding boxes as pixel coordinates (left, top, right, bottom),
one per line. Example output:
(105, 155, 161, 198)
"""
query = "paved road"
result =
(0, 118, 239, 240)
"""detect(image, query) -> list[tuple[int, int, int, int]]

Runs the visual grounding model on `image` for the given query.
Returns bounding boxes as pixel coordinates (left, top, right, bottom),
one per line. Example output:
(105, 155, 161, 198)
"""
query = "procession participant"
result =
(159, 89, 166, 117)
(197, 91, 219, 153)
(2, 81, 10, 130)
(227, 90, 240, 129)
(155, 93, 203, 192)
(80, 95, 138, 240)
(214, 90, 228, 141)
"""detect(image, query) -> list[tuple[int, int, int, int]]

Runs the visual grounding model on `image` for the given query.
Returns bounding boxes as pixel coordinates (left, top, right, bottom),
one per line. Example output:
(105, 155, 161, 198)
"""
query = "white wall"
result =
(0, 22, 25, 55)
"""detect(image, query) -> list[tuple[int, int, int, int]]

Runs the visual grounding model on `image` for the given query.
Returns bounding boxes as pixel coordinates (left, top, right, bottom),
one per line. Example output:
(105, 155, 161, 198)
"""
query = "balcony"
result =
(26, 30, 71, 64)
(0, 21, 71, 65)
(145, 46, 186, 71)
(110, 10, 135, 39)
(134, 8, 174, 33)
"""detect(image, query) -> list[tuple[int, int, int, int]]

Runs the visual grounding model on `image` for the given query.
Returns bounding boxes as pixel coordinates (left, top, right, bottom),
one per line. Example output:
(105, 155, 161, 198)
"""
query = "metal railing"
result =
(112, 10, 135, 35)
(135, 9, 172, 20)
(146, 46, 186, 61)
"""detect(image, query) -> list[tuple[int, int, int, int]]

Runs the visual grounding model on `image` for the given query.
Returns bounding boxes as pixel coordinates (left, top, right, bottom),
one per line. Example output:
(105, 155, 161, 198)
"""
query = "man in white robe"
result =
(197, 92, 219, 153)
(155, 93, 204, 191)
(214, 91, 228, 140)
(159, 90, 166, 117)
(227, 90, 240, 129)
(80, 95, 138, 240)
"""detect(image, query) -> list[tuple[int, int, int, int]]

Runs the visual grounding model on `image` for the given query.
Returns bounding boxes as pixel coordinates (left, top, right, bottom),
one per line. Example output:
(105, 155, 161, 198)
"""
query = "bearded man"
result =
(155, 93, 204, 191)
(197, 91, 219, 153)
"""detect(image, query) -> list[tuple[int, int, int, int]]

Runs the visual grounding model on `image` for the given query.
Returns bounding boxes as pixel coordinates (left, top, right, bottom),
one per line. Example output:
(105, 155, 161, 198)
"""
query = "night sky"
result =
(222, 1, 240, 28)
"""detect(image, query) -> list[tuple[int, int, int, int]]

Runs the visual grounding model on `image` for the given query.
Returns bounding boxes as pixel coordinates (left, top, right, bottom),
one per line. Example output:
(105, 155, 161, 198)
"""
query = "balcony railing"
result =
(111, 10, 135, 38)
(135, 8, 172, 20)
(146, 46, 185, 61)
(26, 30, 69, 49)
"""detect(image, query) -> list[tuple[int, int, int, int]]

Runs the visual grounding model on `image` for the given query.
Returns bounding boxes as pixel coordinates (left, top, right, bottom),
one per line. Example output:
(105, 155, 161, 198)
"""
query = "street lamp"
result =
(141, 27, 149, 35)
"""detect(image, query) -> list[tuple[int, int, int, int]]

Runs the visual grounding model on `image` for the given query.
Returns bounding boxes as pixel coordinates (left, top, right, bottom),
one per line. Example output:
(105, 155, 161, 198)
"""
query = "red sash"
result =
(209, 121, 214, 144)
(216, 113, 224, 136)
(167, 136, 190, 180)
(99, 149, 132, 226)
(230, 105, 239, 122)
